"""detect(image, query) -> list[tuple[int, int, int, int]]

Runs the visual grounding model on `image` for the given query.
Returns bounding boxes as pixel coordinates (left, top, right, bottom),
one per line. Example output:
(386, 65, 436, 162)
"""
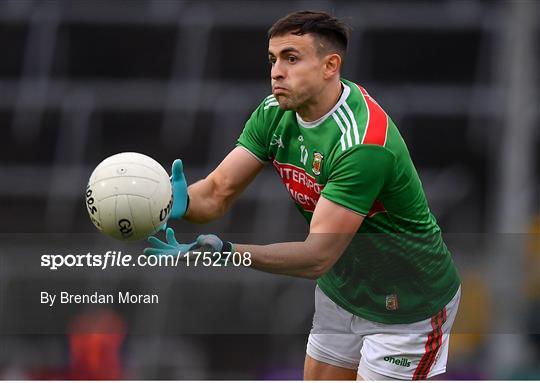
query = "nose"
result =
(271, 59, 285, 81)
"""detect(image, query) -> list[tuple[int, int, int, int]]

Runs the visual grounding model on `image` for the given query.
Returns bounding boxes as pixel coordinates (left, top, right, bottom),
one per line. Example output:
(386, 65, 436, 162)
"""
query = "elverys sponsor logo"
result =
(271, 159, 324, 212)
(383, 356, 411, 367)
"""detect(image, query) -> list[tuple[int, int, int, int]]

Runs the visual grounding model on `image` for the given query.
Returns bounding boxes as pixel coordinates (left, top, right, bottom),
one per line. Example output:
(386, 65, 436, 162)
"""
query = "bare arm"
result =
(234, 196, 365, 279)
(183, 147, 264, 224)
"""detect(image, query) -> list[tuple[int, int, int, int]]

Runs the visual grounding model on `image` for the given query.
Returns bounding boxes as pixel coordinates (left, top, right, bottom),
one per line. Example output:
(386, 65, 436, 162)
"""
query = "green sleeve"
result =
(237, 102, 271, 162)
(321, 145, 396, 215)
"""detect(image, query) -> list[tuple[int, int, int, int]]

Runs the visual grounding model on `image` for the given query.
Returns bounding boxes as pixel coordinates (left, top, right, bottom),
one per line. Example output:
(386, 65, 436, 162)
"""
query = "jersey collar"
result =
(296, 82, 351, 129)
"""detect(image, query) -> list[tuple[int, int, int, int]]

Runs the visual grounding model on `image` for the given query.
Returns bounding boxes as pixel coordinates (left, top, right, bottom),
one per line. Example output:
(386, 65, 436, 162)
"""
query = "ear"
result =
(323, 53, 341, 80)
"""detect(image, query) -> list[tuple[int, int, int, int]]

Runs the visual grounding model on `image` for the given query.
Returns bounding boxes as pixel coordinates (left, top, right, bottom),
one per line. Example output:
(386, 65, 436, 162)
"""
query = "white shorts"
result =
(306, 285, 461, 380)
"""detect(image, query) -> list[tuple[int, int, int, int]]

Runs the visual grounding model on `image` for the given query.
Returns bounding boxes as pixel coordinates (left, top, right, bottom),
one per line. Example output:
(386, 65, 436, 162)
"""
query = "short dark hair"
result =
(268, 10, 350, 58)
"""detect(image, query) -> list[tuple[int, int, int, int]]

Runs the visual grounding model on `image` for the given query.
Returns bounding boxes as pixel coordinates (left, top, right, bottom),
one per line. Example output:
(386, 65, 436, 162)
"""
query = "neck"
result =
(297, 80, 343, 122)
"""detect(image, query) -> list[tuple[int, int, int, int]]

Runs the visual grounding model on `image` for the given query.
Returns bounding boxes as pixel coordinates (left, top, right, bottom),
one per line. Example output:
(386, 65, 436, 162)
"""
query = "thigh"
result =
(306, 286, 364, 372)
(304, 354, 357, 380)
(358, 287, 461, 380)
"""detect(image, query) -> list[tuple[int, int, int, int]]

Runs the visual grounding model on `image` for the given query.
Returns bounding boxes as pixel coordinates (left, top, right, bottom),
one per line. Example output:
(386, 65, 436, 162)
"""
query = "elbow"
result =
(207, 175, 236, 215)
(307, 268, 324, 280)
(307, 258, 334, 279)
(302, 234, 346, 280)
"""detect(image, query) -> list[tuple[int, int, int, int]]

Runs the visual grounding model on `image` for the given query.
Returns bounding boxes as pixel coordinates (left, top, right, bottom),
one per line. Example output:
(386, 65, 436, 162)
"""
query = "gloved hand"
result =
(193, 234, 234, 255)
(187, 234, 236, 265)
(143, 229, 235, 266)
(170, 159, 189, 220)
(144, 227, 196, 257)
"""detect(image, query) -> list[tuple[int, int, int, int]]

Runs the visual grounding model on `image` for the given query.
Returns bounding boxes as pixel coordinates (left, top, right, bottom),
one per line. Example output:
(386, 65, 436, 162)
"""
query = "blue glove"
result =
(144, 227, 196, 257)
(170, 159, 189, 220)
(144, 229, 235, 266)
(194, 234, 234, 255)
(191, 234, 236, 265)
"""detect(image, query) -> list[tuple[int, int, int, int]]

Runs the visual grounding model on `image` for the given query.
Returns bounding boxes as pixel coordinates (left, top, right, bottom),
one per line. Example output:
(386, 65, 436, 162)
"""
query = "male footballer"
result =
(145, 10, 461, 380)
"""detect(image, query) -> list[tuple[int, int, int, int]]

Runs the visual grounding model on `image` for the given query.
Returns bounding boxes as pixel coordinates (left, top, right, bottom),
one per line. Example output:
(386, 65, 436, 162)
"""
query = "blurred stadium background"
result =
(0, 0, 539, 379)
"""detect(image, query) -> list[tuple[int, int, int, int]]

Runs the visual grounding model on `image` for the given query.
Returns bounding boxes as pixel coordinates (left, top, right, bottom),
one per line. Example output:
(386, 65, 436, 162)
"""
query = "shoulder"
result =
(256, 94, 285, 119)
(332, 144, 396, 169)
(262, 94, 279, 110)
(245, 93, 285, 131)
(335, 79, 390, 151)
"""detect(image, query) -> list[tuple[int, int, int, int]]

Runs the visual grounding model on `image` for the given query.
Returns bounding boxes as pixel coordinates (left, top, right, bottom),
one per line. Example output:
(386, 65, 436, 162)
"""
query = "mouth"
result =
(272, 86, 287, 95)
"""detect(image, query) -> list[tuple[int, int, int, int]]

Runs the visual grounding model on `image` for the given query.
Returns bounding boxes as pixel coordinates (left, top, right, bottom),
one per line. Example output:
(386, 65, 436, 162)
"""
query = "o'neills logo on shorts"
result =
(272, 159, 324, 212)
(384, 356, 411, 367)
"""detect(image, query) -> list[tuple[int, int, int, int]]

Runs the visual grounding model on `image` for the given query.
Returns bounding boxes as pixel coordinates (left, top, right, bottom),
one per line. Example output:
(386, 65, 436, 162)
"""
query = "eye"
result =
(268, 56, 276, 65)
(287, 55, 298, 63)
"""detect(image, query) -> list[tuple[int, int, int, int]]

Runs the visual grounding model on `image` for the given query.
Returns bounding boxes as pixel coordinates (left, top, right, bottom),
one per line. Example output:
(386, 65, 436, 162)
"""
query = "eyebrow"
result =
(268, 47, 301, 56)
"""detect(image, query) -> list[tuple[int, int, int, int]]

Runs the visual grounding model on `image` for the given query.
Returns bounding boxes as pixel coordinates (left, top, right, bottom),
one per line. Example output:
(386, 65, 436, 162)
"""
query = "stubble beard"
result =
(275, 92, 307, 112)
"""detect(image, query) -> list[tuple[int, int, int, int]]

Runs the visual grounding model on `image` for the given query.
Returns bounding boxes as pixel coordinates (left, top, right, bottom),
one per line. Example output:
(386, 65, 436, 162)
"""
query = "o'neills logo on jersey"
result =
(272, 159, 324, 212)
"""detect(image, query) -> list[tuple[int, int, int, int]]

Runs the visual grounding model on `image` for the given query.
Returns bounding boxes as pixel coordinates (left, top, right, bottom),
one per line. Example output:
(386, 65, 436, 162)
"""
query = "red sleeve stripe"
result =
(412, 308, 447, 380)
(357, 85, 389, 147)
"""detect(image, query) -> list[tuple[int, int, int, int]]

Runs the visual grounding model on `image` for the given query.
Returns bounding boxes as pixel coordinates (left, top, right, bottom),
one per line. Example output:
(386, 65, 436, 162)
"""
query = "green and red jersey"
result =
(237, 79, 461, 324)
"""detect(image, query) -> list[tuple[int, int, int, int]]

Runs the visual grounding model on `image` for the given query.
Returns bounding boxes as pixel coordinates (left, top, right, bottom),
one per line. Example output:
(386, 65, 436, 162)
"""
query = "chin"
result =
(277, 97, 299, 111)
(274, 99, 290, 110)
(280, 103, 296, 111)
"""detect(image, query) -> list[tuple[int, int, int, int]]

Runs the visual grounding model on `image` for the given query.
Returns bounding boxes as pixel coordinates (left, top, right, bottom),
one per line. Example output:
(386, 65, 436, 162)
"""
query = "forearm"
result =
(181, 148, 263, 224)
(183, 177, 231, 224)
(234, 240, 335, 280)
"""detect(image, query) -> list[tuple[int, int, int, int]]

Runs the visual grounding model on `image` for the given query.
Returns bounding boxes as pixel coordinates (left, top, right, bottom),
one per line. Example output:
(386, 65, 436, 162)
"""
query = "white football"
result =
(85, 152, 172, 241)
